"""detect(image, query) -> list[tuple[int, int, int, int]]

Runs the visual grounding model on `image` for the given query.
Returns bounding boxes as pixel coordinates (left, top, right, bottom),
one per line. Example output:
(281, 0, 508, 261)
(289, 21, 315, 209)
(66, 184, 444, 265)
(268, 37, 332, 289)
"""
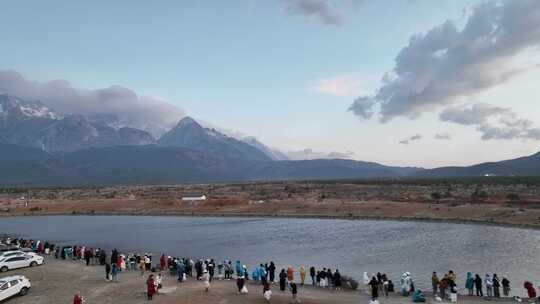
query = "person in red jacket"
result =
(147, 274, 157, 300)
(160, 254, 166, 271)
(73, 291, 83, 304)
(524, 281, 536, 299)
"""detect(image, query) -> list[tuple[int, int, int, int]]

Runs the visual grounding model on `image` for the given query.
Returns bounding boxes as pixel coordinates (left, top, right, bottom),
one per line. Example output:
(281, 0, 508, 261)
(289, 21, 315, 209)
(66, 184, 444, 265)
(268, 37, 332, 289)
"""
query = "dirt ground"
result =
(4, 257, 522, 304)
(2, 198, 540, 229)
(2, 181, 540, 229)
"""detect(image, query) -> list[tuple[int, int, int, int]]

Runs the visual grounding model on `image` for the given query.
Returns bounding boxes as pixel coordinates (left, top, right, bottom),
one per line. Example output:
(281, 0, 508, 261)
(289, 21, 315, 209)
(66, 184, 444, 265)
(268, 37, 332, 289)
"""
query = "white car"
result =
(0, 254, 44, 272)
(0, 275, 31, 301)
(0, 250, 36, 260)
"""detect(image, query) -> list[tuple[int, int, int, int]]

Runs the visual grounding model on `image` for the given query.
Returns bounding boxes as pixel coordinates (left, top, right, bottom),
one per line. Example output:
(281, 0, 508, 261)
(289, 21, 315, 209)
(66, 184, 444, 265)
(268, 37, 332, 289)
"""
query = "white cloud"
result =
(0, 70, 185, 137)
(350, 0, 540, 122)
(440, 103, 540, 141)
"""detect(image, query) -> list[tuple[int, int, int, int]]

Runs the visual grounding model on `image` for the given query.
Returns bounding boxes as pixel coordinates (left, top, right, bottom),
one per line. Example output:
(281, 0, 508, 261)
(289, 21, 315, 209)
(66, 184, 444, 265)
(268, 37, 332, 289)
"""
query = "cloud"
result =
(440, 103, 540, 140)
(311, 74, 378, 97)
(285, 0, 343, 26)
(0, 70, 185, 137)
(439, 103, 510, 125)
(434, 133, 452, 140)
(284, 148, 355, 160)
(399, 134, 422, 145)
(350, 0, 540, 121)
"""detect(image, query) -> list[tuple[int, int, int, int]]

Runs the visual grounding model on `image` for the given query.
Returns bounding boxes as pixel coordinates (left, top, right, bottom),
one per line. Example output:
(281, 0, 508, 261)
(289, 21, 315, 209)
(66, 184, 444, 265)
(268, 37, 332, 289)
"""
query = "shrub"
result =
(506, 193, 520, 202)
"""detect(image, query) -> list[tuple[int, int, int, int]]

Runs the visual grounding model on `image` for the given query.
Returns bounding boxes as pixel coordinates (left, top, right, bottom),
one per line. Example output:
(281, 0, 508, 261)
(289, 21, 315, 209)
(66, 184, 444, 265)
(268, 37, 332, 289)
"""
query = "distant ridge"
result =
(416, 151, 540, 177)
(2, 94, 540, 187)
(0, 143, 539, 187)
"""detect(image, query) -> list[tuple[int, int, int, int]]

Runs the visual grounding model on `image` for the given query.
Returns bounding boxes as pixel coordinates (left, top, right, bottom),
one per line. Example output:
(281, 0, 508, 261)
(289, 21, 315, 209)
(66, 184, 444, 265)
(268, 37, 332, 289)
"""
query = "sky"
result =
(0, 0, 539, 168)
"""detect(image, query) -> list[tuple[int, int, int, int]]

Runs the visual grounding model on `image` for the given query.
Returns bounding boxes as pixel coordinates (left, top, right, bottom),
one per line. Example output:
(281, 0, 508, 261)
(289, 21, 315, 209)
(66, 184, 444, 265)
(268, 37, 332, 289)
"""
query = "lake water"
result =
(1, 215, 539, 293)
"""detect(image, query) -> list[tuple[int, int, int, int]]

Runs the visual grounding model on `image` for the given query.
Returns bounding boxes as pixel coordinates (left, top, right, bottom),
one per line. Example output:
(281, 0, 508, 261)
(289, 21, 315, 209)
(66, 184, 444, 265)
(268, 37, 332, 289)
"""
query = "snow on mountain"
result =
(0, 94, 59, 120)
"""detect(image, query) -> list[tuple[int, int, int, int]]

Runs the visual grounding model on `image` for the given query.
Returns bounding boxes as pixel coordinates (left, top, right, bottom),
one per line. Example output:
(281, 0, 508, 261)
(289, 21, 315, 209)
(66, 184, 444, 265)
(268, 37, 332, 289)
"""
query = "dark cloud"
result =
(285, 0, 359, 26)
(0, 70, 185, 136)
(399, 134, 422, 145)
(434, 133, 452, 140)
(349, 96, 376, 119)
(350, 0, 540, 121)
(440, 103, 540, 140)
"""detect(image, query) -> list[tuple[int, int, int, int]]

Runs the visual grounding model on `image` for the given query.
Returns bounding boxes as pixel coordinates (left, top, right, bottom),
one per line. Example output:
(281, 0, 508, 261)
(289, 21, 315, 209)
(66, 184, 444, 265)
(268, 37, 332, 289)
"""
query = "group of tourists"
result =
(3, 236, 540, 303)
(364, 272, 396, 300)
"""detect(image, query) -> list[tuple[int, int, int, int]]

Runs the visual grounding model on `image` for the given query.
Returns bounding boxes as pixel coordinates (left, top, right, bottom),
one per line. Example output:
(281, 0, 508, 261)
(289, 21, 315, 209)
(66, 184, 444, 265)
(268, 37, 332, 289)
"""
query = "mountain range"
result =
(1, 93, 539, 187)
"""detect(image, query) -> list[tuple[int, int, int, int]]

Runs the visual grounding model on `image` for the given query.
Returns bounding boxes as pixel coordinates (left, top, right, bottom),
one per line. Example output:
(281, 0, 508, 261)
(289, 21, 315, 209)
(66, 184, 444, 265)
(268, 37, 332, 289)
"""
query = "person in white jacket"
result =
(485, 274, 493, 297)
(203, 270, 210, 292)
(364, 272, 371, 294)
(401, 272, 412, 296)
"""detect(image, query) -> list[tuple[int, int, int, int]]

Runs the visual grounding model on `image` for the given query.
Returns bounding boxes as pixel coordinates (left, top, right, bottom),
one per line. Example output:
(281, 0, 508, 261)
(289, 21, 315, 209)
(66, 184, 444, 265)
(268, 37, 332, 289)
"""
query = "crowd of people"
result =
(2, 236, 540, 303)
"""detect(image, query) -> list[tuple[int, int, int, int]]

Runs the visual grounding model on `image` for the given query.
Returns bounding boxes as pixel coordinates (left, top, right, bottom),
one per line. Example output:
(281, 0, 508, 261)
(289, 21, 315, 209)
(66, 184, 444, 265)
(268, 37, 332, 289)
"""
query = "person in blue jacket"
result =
(412, 290, 426, 302)
(236, 261, 245, 294)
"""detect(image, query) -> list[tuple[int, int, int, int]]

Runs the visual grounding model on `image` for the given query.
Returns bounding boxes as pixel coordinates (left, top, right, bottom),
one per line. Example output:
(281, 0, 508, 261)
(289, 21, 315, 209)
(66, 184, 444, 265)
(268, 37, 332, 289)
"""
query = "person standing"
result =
(299, 266, 306, 286)
(431, 272, 440, 297)
(73, 291, 83, 304)
(369, 276, 379, 300)
(111, 263, 119, 282)
(287, 266, 294, 283)
(279, 269, 287, 292)
(177, 261, 185, 282)
(439, 274, 448, 300)
(263, 281, 272, 303)
(260, 264, 268, 285)
(465, 272, 474, 296)
(502, 277, 511, 297)
(147, 274, 156, 300)
(202, 270, 210, 292)
(334, 269, 342, 291)
(156, 273, 163, 290)
(269, 262, 276, 283)
(160, 254, 166, 271)
(105, 262, 111, 281)
(310, 266, 316, 286)
(326, 268, 334, 288)
(524, 281, 536, 299)
(492, 274, 500, 297)
(485, 274, 493, 297)
(474, 274, 483, 297)
(139, 258, 146, 276)
(236, 261, 245, 294)
(111, 249, 118, 267)
(319, 269, 327, 288)
(290, 282, 299, 304)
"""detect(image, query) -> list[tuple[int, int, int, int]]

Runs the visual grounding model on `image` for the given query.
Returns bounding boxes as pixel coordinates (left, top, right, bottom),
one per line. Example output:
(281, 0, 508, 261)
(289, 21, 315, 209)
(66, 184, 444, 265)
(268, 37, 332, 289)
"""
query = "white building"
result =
(181, 194, 207, 202)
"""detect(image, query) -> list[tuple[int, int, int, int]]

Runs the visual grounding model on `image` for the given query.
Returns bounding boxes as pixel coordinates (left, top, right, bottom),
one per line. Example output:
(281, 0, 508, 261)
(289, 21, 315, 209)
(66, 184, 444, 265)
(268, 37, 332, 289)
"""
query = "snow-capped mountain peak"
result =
(0, 94, 59, 120)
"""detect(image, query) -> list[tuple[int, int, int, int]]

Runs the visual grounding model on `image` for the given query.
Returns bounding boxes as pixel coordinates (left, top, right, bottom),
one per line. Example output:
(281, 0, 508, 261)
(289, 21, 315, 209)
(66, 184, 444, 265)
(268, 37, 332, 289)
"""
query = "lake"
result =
(1, 215, 539, 293)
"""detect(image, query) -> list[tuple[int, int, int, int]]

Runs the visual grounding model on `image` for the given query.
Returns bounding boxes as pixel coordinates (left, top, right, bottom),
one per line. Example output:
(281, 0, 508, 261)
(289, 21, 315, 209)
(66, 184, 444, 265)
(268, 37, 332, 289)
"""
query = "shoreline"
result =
(7, 256, 523, 304)
(3, 210, 540, 231)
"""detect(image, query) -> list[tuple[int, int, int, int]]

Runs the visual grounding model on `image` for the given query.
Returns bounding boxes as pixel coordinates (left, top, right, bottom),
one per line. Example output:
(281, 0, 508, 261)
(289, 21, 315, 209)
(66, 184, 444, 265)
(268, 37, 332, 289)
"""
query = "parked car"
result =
(0, 244, 19, 252)
(0, 254, 44, 272)
(0, 275, 31, 301)
(0, 250, 36, 259)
